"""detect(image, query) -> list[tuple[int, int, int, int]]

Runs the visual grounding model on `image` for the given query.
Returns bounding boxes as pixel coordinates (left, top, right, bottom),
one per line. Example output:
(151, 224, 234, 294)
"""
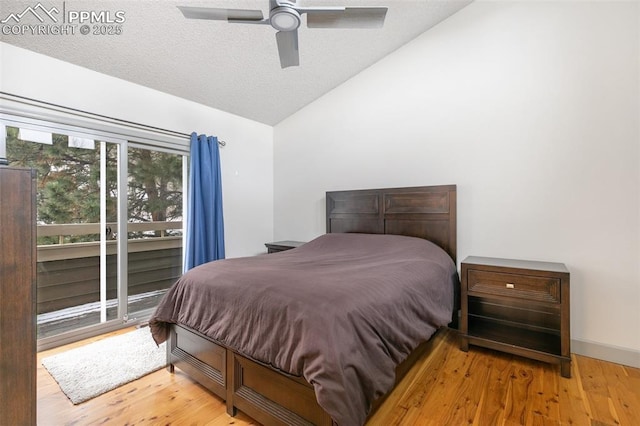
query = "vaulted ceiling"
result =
(1, 1, 472, 125)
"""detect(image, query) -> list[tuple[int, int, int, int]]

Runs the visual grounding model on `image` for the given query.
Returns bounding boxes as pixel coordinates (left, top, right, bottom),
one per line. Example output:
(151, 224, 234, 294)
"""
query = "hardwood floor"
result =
(37, 327, 640, 425)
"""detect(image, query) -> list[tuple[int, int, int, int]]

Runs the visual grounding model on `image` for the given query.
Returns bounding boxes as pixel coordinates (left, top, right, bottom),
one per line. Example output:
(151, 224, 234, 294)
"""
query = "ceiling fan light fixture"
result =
(177, 1, 389, 69)
(270, 7, 300, 31)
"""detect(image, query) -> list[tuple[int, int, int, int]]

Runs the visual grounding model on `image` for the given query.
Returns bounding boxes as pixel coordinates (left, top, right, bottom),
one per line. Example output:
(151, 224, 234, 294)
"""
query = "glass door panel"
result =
(5, 126, 121, 339)
(126, 146, 184, 319)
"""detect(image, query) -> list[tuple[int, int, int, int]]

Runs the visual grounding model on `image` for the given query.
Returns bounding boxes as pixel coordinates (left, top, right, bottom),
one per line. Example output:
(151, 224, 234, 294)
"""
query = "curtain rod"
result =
(0, 92, 226, 147)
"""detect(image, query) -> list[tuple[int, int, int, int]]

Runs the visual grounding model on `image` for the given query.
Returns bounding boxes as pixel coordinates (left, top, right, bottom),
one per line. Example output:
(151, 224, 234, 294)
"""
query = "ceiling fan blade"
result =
(306, 7, 388, 29)
(177, 6, 264, 22)
(276, 30, 299, 68)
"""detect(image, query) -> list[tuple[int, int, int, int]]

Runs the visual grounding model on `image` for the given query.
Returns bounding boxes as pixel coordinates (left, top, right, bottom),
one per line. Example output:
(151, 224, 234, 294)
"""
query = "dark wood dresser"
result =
(264, 240, 306, 254)
(460, 256, 571, 378)
(0, 167, 37, 425)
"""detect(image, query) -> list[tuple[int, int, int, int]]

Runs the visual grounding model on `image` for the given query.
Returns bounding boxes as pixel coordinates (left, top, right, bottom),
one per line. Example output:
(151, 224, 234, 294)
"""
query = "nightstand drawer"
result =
(467, 270, 560, 303)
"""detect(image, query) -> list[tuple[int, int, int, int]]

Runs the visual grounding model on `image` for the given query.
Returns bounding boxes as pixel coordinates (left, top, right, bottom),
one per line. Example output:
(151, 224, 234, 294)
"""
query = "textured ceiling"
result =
(1, 0, 472, 125)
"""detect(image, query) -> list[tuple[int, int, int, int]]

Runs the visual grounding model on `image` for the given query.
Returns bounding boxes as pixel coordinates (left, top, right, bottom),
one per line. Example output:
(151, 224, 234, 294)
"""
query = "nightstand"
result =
(460, 256, 571, 378)
(264, 240, 306, 254)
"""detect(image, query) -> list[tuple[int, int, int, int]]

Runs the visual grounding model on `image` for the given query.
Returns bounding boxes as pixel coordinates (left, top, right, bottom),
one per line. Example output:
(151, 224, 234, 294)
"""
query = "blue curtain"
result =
(185, 132, 225, 270)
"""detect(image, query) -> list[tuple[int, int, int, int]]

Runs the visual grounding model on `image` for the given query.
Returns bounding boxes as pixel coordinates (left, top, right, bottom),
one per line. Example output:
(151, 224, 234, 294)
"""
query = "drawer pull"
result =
(505, 283, 515, 289)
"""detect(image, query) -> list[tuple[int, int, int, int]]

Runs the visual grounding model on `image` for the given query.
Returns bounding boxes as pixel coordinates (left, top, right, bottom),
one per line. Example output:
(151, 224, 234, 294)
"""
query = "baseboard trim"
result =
(572, 338, 640, 368)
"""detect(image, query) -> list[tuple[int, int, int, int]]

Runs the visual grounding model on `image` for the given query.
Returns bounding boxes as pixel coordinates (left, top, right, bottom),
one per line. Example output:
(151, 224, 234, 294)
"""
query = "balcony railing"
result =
(35, 221, 183, 338)
(37, 221, 183, 259)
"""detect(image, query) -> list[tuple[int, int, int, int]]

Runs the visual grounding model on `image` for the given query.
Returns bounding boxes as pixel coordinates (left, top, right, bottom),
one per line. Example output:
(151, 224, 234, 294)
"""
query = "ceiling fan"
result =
(177, 0, 388, 68)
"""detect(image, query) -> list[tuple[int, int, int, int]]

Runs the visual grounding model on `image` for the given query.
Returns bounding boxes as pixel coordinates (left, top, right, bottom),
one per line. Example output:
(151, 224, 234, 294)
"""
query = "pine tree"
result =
(6, 126, 183, 244)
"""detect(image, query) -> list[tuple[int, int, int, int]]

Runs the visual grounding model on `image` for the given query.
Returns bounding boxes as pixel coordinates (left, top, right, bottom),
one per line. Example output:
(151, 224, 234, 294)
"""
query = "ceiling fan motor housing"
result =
(270, 6, 301, 31)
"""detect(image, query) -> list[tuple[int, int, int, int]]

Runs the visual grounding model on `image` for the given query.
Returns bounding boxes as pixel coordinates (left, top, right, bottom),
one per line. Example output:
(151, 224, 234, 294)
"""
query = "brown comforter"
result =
(149, 233, 457, 426)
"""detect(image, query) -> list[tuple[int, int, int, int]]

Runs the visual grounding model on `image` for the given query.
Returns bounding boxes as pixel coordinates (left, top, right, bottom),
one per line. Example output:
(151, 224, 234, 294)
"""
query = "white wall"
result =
(274, 0, 640, 360)
(1, 42, 274, 258)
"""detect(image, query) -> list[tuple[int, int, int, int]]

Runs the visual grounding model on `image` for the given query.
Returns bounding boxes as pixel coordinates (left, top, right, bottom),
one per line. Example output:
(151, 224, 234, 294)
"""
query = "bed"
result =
(149, 185, 458, 426)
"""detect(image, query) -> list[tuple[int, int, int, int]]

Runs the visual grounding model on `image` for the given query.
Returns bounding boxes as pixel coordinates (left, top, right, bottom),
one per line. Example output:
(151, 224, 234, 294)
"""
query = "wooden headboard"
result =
(326, 185, 457, 262)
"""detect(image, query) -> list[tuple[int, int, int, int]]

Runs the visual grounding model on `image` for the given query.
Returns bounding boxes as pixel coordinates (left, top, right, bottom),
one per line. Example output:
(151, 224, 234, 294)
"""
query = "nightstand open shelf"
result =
(467, 316, 562, 357)
(460, 256, 571, 377)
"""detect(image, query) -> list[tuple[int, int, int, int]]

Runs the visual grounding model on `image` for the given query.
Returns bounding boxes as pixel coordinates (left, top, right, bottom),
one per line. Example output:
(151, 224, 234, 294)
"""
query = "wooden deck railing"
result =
(36, 221, 183, 261)
(38, 221, 183, 243)
(35, 221, 183, 314)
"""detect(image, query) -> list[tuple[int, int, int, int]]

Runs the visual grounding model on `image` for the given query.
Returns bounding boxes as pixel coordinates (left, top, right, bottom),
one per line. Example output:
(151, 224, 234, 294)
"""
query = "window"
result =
(127, 147, 184, 319)
(1, 95, 189, 349)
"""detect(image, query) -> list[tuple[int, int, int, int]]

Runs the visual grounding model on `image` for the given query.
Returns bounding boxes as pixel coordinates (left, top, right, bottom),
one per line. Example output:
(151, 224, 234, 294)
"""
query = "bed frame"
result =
(166, 185, 458, 425)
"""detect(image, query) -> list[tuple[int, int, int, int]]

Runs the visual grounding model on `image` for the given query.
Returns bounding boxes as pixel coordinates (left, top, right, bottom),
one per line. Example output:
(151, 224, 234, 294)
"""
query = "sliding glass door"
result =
(126, 146, 185, 320)
(1, 96, 190, 350)
(4, 125, 128, 344)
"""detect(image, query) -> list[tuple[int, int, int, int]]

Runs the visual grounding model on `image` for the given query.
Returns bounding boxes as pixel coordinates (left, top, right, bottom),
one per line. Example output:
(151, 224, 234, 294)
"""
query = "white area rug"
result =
(41, 327, 166, 404)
